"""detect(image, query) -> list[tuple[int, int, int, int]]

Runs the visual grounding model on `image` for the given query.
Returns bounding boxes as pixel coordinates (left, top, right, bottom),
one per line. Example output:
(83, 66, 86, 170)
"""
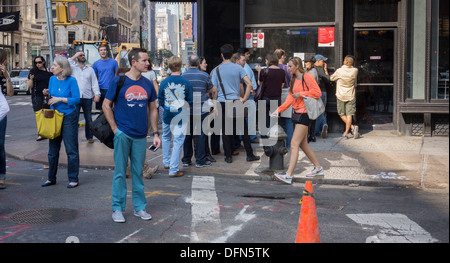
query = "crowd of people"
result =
(0, 44, 359, 222)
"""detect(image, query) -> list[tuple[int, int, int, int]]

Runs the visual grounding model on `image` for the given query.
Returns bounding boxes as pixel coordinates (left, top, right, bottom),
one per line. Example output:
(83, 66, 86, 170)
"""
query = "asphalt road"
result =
(0, 157, 448, 244)
(1, 95, 448, 247)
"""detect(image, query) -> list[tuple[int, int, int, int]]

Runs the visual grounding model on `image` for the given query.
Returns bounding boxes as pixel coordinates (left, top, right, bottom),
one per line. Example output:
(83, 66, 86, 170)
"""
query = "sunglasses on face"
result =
(35, 61, 44, 64)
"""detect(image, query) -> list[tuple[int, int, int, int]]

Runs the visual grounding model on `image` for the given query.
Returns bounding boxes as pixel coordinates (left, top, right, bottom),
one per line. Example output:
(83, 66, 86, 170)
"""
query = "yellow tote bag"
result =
(35, 109, 64, 140)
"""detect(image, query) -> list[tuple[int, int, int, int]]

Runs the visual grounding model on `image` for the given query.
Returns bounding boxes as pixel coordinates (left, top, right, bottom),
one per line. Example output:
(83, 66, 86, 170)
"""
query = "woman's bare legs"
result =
(286, 124, 321, 176)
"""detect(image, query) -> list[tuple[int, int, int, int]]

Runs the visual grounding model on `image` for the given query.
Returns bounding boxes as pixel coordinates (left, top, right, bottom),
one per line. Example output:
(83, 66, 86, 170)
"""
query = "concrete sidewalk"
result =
(5, 129, 449, 190)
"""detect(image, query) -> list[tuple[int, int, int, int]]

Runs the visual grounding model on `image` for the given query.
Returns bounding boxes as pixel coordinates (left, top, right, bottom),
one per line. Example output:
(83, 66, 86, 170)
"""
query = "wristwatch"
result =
(152, 132, 160, 136)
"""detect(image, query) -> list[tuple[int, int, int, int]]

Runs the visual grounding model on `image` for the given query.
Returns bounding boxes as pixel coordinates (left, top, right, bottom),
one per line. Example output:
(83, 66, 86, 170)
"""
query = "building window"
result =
(353, 0, 398, 23)
(245, 27, 335, 68)
(406, 0, 427, 100)
(245, 0, 335, 24)
(68, 31, 76, 44)
(431, 0, 449, 100)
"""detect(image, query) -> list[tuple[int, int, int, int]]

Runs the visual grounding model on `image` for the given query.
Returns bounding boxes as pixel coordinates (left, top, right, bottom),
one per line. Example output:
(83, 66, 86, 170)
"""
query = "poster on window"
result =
(318, 27, 335, 47)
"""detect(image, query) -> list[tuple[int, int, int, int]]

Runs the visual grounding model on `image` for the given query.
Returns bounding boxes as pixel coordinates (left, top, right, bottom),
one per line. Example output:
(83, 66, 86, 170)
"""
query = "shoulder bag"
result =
(35, 103, 64, 140)
(301, 74, 325, 120)
(254, 68, 268, 101)
(90, 73, 126, 149)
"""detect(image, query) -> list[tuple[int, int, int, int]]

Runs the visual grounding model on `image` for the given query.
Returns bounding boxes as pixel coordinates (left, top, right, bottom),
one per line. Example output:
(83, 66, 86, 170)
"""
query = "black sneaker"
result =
(225, 157, 232, 163)
(195, 161, 212, 168)
(246, 155, 260, 162)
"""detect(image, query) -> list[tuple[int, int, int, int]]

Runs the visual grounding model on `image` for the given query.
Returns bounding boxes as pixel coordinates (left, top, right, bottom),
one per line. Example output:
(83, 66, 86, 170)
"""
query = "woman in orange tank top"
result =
(270, 57, 324, 184)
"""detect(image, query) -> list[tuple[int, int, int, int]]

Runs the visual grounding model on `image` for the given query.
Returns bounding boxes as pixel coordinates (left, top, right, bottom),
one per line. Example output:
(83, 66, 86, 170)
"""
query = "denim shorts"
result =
(292, 113, 310, 126)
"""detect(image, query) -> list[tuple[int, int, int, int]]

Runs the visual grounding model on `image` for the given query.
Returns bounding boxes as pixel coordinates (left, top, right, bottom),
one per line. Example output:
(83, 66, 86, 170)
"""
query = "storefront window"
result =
(353, 0, 398, 23)
(245, 0, 335, 24)
(406, 0, 427, 100)
(245, 27, 335, 69)
(431, 0, 449, 100)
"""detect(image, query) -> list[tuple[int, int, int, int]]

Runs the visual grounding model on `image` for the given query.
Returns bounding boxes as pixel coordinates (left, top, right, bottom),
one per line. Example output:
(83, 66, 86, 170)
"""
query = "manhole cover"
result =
(8, 208, 78, 225)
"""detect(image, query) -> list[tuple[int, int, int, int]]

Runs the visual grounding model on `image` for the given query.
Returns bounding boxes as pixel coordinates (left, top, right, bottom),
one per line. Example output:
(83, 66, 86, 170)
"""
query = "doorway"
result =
(354, 29, 396, 128)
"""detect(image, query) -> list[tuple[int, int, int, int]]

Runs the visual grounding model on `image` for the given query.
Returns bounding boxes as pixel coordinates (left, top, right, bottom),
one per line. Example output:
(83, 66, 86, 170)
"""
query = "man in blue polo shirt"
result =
(181, 54, 214, 168)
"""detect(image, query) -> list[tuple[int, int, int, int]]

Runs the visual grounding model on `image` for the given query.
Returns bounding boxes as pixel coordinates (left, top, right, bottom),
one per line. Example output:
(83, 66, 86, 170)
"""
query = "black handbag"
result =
(254, 68, 268, 101)
(90, 74, 126, 149)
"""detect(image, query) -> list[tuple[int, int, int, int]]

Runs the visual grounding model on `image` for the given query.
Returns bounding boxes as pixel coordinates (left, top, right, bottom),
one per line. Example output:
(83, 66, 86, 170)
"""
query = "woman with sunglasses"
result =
(28, 56, 53, 141)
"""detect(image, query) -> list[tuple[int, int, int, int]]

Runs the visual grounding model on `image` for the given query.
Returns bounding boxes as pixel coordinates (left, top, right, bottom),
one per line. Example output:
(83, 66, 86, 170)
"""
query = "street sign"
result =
(67, 1, 88, 21)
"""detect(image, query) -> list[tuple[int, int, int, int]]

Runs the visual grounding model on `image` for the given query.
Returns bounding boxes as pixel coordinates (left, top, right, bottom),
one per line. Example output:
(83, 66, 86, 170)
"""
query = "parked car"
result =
(9, 68, 31, 95)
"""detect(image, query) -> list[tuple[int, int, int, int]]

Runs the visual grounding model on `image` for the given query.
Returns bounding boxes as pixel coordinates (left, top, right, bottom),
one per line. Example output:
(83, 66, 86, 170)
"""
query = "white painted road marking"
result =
(347, 213, 438, 243)
(212, 205, 256, 243)
(190, 176, 222, 242)
(116, 228, 143, 243)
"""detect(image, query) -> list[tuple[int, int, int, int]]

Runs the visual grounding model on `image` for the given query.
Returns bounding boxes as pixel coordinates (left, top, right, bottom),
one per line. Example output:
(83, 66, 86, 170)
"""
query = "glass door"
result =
(354, 29, 396, 127)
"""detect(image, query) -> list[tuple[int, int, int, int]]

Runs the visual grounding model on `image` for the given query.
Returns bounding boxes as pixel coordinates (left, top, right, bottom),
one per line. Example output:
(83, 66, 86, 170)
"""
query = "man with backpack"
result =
(103, 48, 160, 223)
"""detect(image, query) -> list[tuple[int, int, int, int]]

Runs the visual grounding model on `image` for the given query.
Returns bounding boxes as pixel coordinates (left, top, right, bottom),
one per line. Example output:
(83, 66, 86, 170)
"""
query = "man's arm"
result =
(241, 75, 252, 103)
(102, 98, 117, 133)
(148, 100, 161, 147)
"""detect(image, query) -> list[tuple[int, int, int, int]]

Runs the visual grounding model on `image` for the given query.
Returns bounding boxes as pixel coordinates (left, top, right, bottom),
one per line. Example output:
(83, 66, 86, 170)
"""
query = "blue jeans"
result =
(315, 92, 328, 136)
(162, 121, 187, 176)
(0, 117, 7, 181)
(112, 129, 147, 212)
(96, 89, 108, 110)
(182, 113, 208, 165)
(77, 98, 93, 140)
(47, 110, 79, 183)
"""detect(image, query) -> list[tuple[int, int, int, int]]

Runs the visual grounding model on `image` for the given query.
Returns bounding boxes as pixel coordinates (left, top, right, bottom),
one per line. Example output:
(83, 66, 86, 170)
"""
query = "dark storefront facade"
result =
(159, 0, 449, 137)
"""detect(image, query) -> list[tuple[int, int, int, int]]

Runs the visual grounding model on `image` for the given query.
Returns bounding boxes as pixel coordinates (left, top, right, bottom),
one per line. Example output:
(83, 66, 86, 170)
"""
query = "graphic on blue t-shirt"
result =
(164, 82, 186, 111)
(125, 85, 149, 108)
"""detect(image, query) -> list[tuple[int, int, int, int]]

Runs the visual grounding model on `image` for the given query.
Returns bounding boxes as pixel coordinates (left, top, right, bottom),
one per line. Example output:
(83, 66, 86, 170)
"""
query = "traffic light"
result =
(56, 3, 67, 23)
(67, 1, 88, 22)
(54, 1, 87, 25)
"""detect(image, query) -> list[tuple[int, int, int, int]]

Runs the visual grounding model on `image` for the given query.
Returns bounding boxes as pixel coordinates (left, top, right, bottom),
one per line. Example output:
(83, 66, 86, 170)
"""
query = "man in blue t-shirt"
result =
(210, 44, 260, 164)
(93, 45, 118, 110)
(103, 48, 160, 224)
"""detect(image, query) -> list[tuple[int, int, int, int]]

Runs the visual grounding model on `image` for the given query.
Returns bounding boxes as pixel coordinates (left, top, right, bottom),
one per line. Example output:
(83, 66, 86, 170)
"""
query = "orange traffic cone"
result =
(295, 181, 320, 243)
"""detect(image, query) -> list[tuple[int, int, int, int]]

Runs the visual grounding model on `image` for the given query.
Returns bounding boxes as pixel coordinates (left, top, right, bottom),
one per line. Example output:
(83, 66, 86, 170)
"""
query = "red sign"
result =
(318, 27, 335, 47)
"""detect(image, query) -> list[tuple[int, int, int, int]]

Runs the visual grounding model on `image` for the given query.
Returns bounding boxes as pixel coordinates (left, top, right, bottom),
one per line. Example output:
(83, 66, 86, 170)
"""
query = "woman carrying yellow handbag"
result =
(42, 56, 80, 189)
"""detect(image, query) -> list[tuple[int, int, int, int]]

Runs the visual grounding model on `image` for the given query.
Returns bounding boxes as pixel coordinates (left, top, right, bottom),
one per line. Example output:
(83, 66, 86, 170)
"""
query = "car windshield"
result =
(10, 70, 30, 78)
(83, 45, 101, 67)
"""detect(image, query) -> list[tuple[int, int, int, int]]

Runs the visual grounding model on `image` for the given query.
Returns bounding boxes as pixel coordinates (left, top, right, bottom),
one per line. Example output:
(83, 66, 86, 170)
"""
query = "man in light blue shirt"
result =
(210, 44, 259, 164)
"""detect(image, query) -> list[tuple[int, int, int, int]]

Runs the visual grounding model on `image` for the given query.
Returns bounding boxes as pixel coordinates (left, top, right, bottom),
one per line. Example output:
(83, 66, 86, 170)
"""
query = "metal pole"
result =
(44, 0, 55, 68)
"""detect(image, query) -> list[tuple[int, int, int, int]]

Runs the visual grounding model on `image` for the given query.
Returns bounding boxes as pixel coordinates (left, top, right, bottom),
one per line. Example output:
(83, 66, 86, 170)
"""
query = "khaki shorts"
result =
(337, 98, 356, 116)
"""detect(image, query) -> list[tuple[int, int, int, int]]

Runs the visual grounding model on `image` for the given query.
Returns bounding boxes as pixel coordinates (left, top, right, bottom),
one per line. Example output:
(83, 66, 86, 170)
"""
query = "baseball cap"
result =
(304, 55, 316, 63)
(315, 54, 328, 61)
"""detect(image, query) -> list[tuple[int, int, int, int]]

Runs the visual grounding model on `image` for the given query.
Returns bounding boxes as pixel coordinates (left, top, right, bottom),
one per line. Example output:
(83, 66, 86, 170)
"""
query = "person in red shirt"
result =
(271, 57, 324, 184)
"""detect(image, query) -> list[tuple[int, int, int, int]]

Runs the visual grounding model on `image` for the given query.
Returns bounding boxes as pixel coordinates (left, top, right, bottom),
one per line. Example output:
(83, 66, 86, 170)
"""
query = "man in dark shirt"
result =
(314, 54, 330, 138)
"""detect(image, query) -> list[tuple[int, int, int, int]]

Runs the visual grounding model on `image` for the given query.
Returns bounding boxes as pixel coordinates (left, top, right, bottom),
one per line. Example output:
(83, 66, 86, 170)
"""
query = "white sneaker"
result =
(112, 210, 126, 223)
(274, 172, 293, 184)
(134, 210, 152, 220)
(306, 167, 324, 177)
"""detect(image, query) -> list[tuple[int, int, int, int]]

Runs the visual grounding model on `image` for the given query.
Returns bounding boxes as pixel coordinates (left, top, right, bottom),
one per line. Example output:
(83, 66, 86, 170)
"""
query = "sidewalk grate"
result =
(8, 208, 78, 225)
